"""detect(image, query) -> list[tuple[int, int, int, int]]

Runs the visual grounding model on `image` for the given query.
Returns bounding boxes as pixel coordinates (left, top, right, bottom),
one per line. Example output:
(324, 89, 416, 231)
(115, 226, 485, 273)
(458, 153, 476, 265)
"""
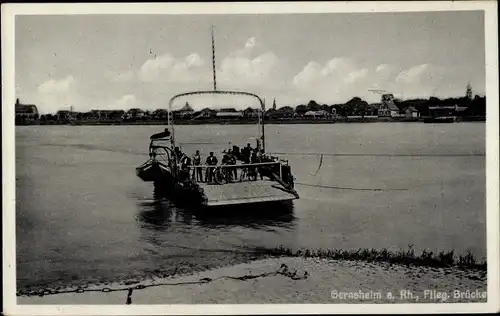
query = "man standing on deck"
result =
(228, 149, 238, 179)
(174, 147, 183, 161)
(241, 143, 253, 164)
(192, 150, 202, 182)
(257, 149, 269, 180)
(222, 150, 231, 165)
(250, 150, 259, 180)
(221, 150, 233, 182)
(205, 152, 218, 183)
(180, 154, 192, 181)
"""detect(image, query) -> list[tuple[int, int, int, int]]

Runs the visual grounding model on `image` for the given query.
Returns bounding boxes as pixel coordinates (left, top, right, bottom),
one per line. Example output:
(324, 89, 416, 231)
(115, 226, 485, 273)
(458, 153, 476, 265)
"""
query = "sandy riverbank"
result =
(18, 257, 487, 305)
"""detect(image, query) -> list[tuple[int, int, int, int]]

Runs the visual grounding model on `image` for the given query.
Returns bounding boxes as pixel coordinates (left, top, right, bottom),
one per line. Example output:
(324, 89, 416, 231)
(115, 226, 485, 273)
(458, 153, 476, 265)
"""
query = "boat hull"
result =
(152, 179, 207, 207)
(153, 177, 298, 209)
(136, 160, 175, 184)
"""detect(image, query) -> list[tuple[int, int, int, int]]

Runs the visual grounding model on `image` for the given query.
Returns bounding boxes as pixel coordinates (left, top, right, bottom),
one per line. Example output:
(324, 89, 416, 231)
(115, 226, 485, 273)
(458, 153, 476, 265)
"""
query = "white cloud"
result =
(376, 64, 388, 73)
(294, 57, 359, 88)
(232, 37, 260, 59)
(138, 53, 205, 83)
(138, 53, 175, 82)
(376, 64, 391, 74)
(213, 36, 286, 90)
(218, 51, 280, 88)
(29, 39, 463, 114)
(131, 37, 285, 107)
(396, 63, 431, 84)
(108, 94, 138, 110)
(185, 53, 204, 68)
(321, 58, 356, 77)
(291, 58, 453, 103)
(293, 57, 374, 102)
(394, 64, 446, 98)
(375, 64, 398, 78)
(36, 76, 81, 113)
(245, 37, 256, 49)
(293, 61, 322, 86)
(38, 75, 75, 94)
(170, 53, 205, 83)
(35, 76, 142, 113)
(344, 68, 369, 84)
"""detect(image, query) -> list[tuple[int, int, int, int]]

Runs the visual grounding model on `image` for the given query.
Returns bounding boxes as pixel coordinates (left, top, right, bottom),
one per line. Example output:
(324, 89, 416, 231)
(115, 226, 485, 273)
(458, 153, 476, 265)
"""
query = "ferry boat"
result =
(135, 28, 299, 208)
(135, 90, 299, 208)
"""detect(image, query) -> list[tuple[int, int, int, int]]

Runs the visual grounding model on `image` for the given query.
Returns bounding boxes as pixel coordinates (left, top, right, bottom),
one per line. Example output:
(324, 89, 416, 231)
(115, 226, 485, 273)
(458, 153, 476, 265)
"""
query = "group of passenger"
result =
(173, 142, 273, 183)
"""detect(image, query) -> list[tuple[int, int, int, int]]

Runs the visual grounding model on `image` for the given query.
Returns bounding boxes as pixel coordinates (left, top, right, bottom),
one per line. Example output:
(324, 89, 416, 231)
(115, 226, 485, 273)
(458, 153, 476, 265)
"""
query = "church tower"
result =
(466, 82, 473, 100)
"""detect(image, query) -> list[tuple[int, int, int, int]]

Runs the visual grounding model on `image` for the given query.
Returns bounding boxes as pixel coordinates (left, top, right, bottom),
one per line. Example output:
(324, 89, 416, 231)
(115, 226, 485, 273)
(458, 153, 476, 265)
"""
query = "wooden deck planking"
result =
(198, 180, 297, 206)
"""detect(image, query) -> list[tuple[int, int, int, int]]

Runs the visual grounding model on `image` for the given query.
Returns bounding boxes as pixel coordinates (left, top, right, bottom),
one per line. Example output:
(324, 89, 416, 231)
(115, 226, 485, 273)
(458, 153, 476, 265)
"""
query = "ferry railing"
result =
(178, 161, 283, 183)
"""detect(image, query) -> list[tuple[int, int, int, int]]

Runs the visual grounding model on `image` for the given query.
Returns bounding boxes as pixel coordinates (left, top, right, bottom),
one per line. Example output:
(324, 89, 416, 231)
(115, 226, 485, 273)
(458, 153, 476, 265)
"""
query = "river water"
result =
(15, 123, 486, 291)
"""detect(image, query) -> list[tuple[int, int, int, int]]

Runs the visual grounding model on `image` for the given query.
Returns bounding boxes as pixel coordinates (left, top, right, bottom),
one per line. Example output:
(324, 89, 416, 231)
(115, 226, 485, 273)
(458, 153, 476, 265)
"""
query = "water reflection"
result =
(134, 185, 298, 268)
(135, 184, 296, 230)
(136, 191, 170, 230)
(187, 202, 296, 229)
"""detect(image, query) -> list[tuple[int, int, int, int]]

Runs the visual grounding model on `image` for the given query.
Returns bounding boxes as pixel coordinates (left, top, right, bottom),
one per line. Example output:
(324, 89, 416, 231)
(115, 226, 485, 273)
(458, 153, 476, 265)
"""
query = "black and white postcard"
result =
(2, 1, 499, 315)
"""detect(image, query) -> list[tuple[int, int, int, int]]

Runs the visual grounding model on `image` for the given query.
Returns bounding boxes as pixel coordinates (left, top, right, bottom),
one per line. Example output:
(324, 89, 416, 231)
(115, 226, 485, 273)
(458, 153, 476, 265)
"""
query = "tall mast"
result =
(211, 25, 217, 91)
(261, 99, 266, 152)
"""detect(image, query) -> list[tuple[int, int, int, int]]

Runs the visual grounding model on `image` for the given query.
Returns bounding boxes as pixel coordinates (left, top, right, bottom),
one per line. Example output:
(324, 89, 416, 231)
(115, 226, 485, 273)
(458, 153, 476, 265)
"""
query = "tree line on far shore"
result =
(16, 94, 486, 124)
(293, 94, 486, 118)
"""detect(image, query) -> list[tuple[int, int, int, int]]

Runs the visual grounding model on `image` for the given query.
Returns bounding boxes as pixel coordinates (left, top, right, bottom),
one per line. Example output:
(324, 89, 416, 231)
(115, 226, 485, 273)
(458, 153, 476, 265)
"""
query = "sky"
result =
(15, 11, 485, 113)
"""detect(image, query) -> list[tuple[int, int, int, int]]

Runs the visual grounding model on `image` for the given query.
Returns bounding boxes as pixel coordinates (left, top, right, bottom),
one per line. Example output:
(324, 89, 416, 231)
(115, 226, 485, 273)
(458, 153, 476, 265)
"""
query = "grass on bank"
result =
(256, 245, 487, 271)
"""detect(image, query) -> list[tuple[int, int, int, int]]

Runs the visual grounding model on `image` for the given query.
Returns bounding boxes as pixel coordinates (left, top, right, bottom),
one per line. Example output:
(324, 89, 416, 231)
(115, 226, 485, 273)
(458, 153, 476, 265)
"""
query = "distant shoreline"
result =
(16, 116, 486, 126)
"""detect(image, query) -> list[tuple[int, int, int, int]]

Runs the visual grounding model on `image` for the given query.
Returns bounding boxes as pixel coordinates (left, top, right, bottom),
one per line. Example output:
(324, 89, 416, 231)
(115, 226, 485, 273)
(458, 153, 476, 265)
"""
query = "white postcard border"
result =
(2, 1, 499, 315)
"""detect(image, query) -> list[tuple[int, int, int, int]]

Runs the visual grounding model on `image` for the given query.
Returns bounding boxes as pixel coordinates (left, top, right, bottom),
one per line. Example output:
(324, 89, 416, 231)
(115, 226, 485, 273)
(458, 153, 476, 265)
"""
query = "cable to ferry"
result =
(294, 182, 409, 192)
(267, 151, 482, 192)
(268, 152, 485, 157)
